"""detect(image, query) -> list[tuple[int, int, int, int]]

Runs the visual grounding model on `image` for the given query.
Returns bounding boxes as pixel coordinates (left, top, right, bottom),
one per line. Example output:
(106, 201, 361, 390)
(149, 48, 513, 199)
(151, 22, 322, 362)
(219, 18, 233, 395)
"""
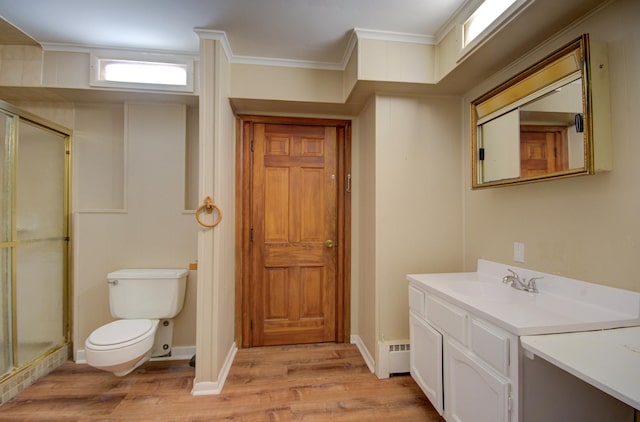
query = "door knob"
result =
(325, 240, 334, 248)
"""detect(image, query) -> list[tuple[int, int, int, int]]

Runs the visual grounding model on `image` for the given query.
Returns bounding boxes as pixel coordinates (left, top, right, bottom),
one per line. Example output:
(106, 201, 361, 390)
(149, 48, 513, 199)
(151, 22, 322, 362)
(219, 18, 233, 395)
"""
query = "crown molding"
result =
(194, 28, 233, 61)
(195, 27, 436, 71)
(229, 55, 345, 71)
(40, 42, 198, 59)
(41, 26, 440, 72)
(196, 28, 348, 70)
(353, 28, 436, 45)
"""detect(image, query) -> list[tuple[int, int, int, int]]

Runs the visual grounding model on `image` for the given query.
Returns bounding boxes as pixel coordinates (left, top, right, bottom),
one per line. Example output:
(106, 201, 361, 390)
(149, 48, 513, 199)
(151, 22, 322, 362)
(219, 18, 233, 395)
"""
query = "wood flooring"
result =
(0, 343, 444, 421)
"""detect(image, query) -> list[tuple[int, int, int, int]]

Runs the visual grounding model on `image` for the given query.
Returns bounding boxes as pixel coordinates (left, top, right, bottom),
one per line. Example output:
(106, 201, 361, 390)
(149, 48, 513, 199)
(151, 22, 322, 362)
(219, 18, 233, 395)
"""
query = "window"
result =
(101, 60, 187, 85)
(463, 0, 518, 47)
(90, 52, 194, 92)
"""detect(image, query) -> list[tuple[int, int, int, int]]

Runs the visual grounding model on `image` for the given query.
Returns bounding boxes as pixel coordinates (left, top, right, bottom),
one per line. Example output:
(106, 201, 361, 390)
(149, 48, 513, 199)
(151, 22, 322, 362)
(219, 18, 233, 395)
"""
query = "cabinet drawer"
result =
(470, 318, 510, 376)
(426, 295, 467, 345)
(409, 285, 426, 317)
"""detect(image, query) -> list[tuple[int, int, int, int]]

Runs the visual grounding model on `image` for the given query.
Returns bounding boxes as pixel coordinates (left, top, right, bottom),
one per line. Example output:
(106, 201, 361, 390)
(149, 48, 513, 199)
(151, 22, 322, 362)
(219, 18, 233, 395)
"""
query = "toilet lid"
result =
(88, 319, 154, 346)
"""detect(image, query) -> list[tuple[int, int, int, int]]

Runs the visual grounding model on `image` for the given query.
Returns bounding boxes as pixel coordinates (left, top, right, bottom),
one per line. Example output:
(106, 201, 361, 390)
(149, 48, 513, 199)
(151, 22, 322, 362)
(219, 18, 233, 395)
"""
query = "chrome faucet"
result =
(502, 269, 541, 293)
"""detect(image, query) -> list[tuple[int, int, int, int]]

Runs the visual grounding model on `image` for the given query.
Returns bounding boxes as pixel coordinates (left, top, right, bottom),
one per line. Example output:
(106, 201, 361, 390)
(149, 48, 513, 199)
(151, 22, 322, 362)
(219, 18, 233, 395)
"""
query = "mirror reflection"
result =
(471, 35, 593, 188)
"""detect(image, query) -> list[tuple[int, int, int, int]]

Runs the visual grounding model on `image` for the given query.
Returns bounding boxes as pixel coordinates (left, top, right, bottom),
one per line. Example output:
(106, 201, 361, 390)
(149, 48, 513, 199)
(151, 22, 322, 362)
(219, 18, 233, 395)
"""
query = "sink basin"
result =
(408, 261, 640, 336)
(447, 281, 530, 303)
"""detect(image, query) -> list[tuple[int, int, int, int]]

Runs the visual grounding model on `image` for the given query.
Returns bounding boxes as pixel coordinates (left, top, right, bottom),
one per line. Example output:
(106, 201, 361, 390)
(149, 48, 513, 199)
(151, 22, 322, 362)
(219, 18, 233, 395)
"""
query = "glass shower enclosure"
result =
(0, 101, 70, 378)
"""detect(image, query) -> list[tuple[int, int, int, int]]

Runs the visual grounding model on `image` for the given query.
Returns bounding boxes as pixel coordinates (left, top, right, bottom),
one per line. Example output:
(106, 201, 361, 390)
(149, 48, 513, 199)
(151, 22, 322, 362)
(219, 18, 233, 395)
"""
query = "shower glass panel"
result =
(0, 249, 10, 373)
(0, 111, 13, 374)
(1, 112, 11, 242)
(15, 121, 67, 366)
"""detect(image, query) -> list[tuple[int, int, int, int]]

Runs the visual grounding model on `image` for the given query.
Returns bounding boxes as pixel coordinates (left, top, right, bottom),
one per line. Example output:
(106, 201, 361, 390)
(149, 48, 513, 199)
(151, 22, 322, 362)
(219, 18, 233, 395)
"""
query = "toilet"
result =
(85, 268, 188, 376)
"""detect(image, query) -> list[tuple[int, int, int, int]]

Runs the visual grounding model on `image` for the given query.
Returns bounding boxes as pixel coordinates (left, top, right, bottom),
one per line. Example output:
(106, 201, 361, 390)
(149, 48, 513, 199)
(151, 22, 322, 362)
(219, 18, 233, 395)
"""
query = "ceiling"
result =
(0, 0, 469, 66)
(0, 0, 610, 112)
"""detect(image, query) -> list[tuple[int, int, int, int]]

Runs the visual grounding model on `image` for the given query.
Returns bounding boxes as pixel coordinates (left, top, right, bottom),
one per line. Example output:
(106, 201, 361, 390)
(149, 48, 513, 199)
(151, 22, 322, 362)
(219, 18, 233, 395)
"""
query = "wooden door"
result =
(520, 125, 568, 178)
(250, 123, 338, 346)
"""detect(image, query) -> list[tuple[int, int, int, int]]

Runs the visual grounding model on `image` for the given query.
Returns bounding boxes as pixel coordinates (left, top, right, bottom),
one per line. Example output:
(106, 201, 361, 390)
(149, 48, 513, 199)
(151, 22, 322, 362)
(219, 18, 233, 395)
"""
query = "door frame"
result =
(235, 115, 351, 348)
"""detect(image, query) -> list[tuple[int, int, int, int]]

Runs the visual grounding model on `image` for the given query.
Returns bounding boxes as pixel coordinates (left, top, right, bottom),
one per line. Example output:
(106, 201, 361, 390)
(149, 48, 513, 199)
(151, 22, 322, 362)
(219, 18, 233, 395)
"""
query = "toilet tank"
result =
(107, 269, 188, 319)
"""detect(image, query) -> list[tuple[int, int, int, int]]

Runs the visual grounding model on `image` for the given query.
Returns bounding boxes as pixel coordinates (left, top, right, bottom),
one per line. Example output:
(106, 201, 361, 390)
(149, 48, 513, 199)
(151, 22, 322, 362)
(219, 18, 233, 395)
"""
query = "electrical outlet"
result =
(514, 242, 525, 263)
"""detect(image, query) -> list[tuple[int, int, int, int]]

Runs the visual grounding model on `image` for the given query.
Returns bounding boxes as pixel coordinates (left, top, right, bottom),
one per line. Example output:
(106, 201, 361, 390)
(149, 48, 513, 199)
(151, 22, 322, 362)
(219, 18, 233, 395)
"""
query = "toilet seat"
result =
(86, 319, 157, 351)
(85, 319, 160, 376)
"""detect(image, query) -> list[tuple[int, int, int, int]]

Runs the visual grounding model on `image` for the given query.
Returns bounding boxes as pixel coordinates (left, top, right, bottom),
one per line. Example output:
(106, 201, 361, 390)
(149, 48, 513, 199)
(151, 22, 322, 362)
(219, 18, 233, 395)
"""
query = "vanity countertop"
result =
(407, 260, 640, 336)
(521, 327, 640, 410)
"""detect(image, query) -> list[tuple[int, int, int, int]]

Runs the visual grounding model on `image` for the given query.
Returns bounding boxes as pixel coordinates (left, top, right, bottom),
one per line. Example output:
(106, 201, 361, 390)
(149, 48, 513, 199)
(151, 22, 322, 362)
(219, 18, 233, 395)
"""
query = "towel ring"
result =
(195, 196, 222, 228)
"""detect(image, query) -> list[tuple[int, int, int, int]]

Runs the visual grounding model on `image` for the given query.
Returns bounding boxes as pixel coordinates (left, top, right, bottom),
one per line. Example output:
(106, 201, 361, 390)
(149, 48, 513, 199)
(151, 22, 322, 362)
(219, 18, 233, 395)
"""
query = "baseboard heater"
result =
(386, 342, 411, 375)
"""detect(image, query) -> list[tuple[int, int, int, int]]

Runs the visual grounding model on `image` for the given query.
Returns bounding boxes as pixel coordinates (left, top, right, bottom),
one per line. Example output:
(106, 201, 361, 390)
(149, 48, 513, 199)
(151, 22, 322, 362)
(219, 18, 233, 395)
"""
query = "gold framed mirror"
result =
(471, 34, 598, 188)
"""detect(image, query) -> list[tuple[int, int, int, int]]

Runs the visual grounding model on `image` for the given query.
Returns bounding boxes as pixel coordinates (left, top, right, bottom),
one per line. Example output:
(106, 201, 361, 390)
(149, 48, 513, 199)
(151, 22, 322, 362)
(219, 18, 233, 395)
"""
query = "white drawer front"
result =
(409, 285, 426, 317)
(426, 295, 467, 345)
(470, 318, 510, 376)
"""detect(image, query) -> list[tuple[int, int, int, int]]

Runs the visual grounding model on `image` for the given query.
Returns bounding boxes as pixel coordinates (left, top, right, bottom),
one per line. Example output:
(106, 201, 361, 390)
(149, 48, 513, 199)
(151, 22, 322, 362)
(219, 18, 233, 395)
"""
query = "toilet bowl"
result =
(84, 268, 188, 376)
(85, 319, 159, 376)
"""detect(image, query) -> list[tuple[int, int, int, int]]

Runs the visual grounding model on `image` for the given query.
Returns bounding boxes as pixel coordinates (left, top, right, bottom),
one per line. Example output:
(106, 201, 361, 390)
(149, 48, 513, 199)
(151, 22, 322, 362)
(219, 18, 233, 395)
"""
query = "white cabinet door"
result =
(446, 339, 510, 422)
(410, 311, 443, 415)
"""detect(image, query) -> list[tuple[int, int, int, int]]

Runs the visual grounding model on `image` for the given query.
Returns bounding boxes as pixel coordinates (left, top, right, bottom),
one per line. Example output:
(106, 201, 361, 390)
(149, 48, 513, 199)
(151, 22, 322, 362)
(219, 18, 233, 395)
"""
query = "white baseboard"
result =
(75, 345, 195, 364)
(191, 342, 238, 396)
(75, 350, 86, 364)
(376, 341, 389, 379)
(350, 335, 375, 373)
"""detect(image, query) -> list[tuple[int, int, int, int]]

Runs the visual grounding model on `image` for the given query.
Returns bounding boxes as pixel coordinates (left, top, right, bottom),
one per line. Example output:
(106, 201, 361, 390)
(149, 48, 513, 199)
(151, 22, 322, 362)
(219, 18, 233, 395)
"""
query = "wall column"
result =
(192, 32, 238, 396)
(192, 36, 219, 393)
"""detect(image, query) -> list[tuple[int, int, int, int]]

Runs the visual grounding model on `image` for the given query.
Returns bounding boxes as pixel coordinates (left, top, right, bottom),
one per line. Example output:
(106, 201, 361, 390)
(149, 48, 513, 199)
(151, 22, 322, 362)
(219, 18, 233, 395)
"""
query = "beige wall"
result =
(4, 0, 639, 389)
(0, 46, 41, 86)
(12, 100, 199, 356)
(230, 63, 344, 103)
(211, 41, 236, 377)
(351, 94, 463, 372)
(435, 26, 461, 82)
(374, 95, 463, 341)
(73, 102, 198, 356)
(463, 0, 640, 292)
(354, 98, 377, 359)
(357, 39, 436, 84)
(193, 37, 237, 390)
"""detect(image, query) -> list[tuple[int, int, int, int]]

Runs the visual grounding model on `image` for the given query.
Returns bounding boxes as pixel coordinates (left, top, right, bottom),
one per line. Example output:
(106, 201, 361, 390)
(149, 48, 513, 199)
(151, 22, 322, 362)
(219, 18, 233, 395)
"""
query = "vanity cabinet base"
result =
(523, 354, 634, 421)
(409, 283, 518, 421)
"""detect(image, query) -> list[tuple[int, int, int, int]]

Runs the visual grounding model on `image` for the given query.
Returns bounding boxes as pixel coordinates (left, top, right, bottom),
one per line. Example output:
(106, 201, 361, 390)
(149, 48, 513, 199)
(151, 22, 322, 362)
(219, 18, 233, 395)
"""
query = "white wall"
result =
(463, 0, 640, 292)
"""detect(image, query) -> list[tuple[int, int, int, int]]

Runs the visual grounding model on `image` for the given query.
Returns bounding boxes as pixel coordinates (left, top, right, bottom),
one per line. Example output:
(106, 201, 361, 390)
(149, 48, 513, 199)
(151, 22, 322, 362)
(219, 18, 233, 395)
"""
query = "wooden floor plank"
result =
(0, 343, 444, 421)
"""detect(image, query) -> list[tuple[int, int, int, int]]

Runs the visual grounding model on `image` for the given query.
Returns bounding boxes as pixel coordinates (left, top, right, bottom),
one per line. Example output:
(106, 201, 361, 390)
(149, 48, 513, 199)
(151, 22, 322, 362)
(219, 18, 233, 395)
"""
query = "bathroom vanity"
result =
(408, 260, 640, 422)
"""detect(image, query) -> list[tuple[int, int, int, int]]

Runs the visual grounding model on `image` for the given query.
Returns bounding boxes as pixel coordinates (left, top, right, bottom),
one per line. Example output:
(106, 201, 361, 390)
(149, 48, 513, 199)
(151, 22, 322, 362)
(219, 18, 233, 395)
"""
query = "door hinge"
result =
(64, 236, 70, 241)
(250, 320, 253, 331)
(250, 227, 254, 242)
(251, 139, 255, 152)
(479, 148, 485, 161)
